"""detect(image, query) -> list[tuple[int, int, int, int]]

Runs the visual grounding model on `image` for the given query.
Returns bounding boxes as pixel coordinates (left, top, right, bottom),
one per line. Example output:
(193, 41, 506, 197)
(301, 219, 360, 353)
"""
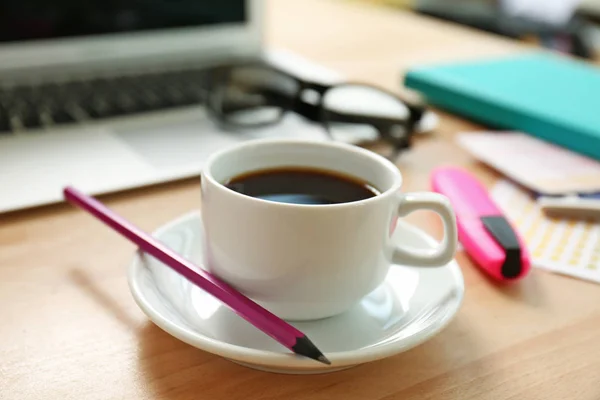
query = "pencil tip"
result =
(317, 355, 332, 365)
(292, 335, 332, 366)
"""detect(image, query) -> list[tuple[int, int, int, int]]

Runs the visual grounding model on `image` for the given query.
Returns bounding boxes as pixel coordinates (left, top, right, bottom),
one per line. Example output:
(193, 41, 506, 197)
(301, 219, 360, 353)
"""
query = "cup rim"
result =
(202, 138, 403, 209)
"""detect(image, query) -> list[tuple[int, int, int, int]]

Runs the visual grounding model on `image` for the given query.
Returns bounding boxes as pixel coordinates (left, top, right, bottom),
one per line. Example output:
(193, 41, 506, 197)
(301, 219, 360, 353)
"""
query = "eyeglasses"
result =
(204, 62, 427, 158)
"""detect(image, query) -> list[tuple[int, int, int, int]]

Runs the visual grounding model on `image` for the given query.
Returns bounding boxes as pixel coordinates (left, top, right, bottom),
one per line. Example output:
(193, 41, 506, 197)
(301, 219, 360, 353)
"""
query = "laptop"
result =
(0, 0, 333, 214)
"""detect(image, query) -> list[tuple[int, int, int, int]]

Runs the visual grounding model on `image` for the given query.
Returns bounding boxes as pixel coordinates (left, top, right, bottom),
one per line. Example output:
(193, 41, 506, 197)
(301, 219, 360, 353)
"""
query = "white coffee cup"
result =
(201, 138, 457, 321)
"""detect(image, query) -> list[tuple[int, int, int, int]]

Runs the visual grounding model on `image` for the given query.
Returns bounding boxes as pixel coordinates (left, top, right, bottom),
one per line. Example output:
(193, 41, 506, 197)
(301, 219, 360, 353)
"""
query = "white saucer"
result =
(128, 212, 464, 374)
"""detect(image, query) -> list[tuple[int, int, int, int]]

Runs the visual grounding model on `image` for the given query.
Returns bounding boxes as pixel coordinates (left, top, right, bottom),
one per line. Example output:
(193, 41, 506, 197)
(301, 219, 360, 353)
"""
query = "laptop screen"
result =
(0, 1, 247, 44)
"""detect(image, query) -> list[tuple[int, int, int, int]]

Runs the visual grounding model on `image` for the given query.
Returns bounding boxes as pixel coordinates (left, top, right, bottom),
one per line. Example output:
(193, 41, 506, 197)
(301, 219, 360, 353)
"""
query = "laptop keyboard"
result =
(0, 67, 209, 133)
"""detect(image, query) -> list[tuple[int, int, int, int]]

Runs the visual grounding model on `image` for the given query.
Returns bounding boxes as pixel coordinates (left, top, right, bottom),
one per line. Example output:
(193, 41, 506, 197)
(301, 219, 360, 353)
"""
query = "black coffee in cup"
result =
(224, 167, 379, 205)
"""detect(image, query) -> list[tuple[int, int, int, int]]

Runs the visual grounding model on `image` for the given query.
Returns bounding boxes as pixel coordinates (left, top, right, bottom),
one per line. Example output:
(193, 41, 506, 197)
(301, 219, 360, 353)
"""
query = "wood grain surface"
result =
(1, 1, 599, 399)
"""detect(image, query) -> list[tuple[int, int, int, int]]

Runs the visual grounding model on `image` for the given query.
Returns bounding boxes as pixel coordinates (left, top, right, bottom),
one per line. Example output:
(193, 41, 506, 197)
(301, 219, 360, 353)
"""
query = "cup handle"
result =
(392, 192, 457, 267)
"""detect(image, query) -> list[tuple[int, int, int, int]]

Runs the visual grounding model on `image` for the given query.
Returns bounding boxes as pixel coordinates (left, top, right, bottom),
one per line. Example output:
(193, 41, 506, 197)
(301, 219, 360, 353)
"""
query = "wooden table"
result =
(2, 1, 599, 399)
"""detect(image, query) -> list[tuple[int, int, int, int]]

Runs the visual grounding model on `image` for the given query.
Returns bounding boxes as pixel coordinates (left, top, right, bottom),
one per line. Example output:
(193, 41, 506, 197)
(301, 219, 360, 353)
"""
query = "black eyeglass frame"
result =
(204, 62, 427, 152)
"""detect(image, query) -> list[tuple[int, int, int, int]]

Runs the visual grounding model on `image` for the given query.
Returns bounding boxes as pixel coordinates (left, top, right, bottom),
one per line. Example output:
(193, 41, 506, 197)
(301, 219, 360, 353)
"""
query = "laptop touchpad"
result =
(113, 119, 247, 170)
(0, 128, 155, 212)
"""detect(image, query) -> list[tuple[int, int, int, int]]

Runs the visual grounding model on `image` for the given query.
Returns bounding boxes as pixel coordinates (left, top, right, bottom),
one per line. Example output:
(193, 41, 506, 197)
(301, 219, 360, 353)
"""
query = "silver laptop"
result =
(0, 0, 336, 214)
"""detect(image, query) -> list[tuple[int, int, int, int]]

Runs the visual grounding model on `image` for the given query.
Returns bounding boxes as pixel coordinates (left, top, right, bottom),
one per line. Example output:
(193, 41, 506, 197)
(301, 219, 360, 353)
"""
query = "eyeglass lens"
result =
(322, 84, 412, 145)
(210, 66, 299, 127)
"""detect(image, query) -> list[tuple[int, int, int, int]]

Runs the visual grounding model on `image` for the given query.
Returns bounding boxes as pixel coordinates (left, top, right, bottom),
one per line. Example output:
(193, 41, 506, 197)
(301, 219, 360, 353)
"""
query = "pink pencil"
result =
(63, 186, 330, 365)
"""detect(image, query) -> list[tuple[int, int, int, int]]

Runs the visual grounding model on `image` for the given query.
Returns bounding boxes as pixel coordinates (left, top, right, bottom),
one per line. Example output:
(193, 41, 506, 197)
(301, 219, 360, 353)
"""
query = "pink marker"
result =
(431, 167, 531, 282)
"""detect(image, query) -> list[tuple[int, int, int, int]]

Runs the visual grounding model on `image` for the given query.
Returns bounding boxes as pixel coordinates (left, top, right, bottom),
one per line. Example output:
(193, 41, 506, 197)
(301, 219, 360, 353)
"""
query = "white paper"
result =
(491, 180, 600, 284)
(457, 131, 600, 194)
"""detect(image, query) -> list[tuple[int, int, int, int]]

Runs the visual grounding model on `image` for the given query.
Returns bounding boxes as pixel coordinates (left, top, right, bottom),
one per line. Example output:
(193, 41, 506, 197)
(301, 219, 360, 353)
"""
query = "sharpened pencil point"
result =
(292, 335, 331, 365)
(317, 355, 331, 365)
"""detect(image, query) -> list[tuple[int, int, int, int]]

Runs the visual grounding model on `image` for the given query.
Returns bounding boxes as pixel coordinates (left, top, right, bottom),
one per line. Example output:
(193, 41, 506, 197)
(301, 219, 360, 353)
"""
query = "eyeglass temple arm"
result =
(325, 110, 406, 127)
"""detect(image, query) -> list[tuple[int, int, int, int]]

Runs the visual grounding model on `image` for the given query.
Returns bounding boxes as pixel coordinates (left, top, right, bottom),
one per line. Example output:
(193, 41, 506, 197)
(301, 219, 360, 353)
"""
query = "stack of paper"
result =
(457, 131, 600, 195)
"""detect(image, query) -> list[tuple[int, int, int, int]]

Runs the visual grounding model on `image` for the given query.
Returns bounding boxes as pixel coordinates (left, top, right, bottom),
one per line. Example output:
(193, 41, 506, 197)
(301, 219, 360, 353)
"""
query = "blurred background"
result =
(1, 0, 599, 215)
(356, 0, 600, 59)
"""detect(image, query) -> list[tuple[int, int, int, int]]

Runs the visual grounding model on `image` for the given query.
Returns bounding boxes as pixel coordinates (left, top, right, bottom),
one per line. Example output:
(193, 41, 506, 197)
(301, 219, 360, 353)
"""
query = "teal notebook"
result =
(404, 52, 600, 161)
